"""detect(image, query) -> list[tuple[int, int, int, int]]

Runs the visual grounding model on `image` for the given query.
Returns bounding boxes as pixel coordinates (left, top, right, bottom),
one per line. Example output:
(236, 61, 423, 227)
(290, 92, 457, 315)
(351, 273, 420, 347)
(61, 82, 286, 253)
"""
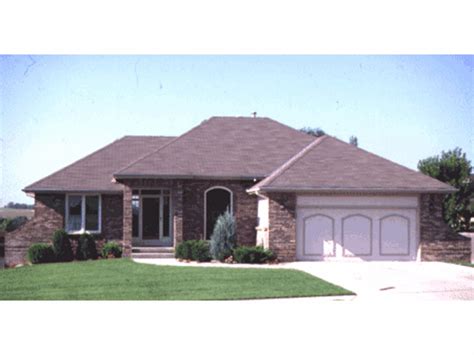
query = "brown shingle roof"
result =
(114, 117, 315, 179)
(24, 136, 175, 192)
(25, 117, 455, 195)
(249, 135, 456, 193)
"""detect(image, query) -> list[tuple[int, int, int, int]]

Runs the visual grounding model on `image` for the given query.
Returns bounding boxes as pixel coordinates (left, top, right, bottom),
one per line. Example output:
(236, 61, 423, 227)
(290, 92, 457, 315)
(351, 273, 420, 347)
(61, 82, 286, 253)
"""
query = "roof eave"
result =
(114, 174, 265, 181)
(252, 186, 458, 194)
(23, 188, 123, 194)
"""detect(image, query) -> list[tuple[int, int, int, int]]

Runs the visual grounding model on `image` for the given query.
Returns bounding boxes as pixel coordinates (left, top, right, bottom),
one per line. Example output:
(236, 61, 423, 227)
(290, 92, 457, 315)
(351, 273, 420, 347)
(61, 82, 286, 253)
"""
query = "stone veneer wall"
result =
(5, 193, 124, 266)
(419, 193, 471, 262)
(267, 192, 296, 262)
(120, 178, 257, 252)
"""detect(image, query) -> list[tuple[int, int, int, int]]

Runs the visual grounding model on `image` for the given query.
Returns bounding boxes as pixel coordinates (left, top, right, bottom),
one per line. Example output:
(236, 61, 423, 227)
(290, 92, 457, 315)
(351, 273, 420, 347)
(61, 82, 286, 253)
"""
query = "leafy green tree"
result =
(418, 148, 473, 231)
(300, 127, 325, 137)
(349, 135, 358, 147)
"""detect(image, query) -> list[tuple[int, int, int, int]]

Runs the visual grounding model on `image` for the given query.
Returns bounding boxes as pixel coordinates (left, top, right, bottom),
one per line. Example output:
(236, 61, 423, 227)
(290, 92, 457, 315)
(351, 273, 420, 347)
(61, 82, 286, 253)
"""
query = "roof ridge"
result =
(114, 118, 211, 176)
(24, 137, 126, 192)
(123, 135, 176, 138)
(210, 116, 314, 140)
(326, 136, 455, 189)
(260, 116, 317, 140)
(249, 135, 327, 192)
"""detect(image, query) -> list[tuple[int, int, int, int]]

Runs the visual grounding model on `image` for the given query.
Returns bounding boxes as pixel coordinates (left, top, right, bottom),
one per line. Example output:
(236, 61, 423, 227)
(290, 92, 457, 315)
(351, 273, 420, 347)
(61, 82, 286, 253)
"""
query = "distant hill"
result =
(0, 208, 34, 219)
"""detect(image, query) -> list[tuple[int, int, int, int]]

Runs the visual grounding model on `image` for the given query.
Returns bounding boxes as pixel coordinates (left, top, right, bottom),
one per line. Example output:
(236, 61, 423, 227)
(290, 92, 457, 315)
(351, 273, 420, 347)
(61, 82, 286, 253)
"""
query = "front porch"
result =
(119, 178, 257, 257)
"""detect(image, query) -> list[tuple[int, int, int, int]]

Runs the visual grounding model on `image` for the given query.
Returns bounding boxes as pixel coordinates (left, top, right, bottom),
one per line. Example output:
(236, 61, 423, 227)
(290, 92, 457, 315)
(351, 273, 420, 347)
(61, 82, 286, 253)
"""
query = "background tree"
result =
(418, 147, 473, 231)
(349, 135, 358, 147)
(300, 127, 325, 137)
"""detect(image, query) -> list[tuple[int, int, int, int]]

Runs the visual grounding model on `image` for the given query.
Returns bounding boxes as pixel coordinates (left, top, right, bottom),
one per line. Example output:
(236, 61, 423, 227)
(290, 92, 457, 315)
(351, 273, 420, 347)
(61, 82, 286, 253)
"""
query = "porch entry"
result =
(132, 189, 172, 246)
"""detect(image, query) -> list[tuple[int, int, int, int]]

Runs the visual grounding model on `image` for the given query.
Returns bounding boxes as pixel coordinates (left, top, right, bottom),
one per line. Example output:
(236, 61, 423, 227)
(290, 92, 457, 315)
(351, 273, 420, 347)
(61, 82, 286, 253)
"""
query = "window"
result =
(67, 196, 82, 231)
(204, 186, 233, 239)
(132, 194, 140, 238)
(66, 194, 101, 233)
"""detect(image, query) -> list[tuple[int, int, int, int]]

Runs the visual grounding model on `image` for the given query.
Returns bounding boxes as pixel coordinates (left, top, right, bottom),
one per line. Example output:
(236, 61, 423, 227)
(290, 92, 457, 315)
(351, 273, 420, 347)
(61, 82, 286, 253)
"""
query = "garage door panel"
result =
(342, 214, 372, 257)
(296, 199, 418, 261)
(303, 214, 335, 256)
(380, 215, 410, 256)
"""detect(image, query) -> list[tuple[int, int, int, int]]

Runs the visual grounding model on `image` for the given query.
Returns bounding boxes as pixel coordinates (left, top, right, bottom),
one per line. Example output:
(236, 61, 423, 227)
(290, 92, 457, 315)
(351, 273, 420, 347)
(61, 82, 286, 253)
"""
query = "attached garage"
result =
(248, 135, 463, 262)
(296, 195, 419, 261)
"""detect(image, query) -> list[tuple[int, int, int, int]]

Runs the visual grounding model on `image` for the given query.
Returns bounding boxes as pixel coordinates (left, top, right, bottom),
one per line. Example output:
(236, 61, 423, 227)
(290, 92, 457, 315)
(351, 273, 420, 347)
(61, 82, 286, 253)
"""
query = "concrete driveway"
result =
(136, 258, 473, 301)
(290, 261, 474, 301)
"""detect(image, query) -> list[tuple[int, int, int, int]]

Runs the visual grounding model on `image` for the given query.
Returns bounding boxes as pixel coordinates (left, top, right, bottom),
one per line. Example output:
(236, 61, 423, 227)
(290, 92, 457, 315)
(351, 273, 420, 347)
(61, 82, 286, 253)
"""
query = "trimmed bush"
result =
(191, 240, 211, 262)
(76, 233, 98, 260)
(28, 243, 55, 264)
(175, 240, 193, 260)
(0, 216, 28, 232)
(52, 229, 73, 262)
(175, 240, 211, 262)
(210, 211, 236, 261)
(101, 242, 122, 258)
(233, 246, 276, 264)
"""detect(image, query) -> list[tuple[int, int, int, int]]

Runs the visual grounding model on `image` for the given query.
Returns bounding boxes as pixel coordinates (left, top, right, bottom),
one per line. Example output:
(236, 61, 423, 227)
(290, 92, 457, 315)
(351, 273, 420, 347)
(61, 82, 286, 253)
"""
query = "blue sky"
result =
(0, 55, 472, 204)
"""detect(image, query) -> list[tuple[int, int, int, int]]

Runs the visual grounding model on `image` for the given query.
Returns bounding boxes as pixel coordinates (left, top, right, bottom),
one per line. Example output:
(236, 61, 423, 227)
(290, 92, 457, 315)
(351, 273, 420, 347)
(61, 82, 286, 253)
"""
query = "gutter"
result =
(247, 186, 457, 195)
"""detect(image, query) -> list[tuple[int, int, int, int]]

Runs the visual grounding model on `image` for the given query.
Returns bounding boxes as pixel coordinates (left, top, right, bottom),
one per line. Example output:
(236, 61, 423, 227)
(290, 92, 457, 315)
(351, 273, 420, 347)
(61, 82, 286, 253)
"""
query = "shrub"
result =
(210, 211, 236, 261)
(6, 216, 28, 232)
(233, 246, 276, 264)
(175, 240, 193, 260)
(52, 229, 73, 262)
(76, 233, 98, 260)
(191, 240, 211, 262)
(28, 243, 55, 264)
(175, 240, 211, 262)
(0, 216, 28, 232)
(101, 242, 122, 258)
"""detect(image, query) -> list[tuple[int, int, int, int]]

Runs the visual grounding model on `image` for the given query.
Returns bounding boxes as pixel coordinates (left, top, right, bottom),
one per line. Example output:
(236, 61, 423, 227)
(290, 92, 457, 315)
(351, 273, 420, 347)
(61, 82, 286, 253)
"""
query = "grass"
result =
(454, 262, 474, 268)
(0, 259, 353, 300)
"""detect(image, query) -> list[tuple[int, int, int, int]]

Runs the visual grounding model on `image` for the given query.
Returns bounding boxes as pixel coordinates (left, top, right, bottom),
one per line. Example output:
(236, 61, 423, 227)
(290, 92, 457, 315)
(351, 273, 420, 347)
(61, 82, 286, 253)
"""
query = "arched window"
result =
(204, 186, 233, 239)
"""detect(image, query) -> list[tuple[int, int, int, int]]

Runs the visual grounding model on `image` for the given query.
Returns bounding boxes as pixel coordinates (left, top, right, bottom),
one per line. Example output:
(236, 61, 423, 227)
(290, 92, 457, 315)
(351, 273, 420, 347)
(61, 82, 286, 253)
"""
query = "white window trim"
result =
(203, 186, 233, 240)
(65, 194, 102, 234)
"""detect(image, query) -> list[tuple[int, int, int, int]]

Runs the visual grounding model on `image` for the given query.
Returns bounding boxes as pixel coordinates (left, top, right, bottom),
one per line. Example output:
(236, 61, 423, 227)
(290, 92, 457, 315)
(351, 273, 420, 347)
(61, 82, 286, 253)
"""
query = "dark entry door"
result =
(142, 197, 160, 240)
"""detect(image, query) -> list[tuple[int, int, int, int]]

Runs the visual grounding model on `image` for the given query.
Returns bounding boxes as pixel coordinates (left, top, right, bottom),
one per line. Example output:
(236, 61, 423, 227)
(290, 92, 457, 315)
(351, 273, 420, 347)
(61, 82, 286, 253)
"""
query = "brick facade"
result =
(181, 180, 257, 245)
(419, 193, 471, 262)
(7, 188, 470, 265)
(267, 192, 296, 262)
(102, 194, 123, 241)
(5, 193, 123, 266)
(263, 192, 471, 262)
(5, 194, 65, 266)
(120, 178, 258, 248)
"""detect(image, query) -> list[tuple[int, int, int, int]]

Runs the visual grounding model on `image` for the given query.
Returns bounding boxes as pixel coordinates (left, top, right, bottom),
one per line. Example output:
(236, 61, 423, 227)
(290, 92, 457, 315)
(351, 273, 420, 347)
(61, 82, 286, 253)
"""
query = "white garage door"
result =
(296, 195, 419, 261)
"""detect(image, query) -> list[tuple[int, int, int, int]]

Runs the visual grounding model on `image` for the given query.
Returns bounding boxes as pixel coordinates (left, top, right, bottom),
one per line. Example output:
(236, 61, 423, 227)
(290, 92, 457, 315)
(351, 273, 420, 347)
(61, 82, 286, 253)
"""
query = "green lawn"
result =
(0, 259, 353, 300)
(455, 262, 474, 268)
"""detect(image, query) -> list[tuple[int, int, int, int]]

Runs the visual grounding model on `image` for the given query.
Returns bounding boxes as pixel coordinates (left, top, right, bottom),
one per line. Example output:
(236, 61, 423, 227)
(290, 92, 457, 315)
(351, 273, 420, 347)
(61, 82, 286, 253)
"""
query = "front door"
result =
(135, 191, 172, 246)
(142, 197, 160, 241)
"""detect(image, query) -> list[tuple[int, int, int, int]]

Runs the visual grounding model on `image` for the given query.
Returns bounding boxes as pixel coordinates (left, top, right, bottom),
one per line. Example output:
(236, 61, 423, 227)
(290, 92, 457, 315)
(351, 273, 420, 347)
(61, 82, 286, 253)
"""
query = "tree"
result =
(300, 127, 325, 137)
(210, 211, 236, 261)
(349, 135, 358, 147)
(418, 148, 473, 231)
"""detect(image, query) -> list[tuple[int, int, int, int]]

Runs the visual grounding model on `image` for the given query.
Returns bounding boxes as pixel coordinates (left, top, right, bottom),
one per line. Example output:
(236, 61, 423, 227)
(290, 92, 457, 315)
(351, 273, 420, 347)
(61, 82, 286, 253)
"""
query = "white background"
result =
(1, 1, 473, 354)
